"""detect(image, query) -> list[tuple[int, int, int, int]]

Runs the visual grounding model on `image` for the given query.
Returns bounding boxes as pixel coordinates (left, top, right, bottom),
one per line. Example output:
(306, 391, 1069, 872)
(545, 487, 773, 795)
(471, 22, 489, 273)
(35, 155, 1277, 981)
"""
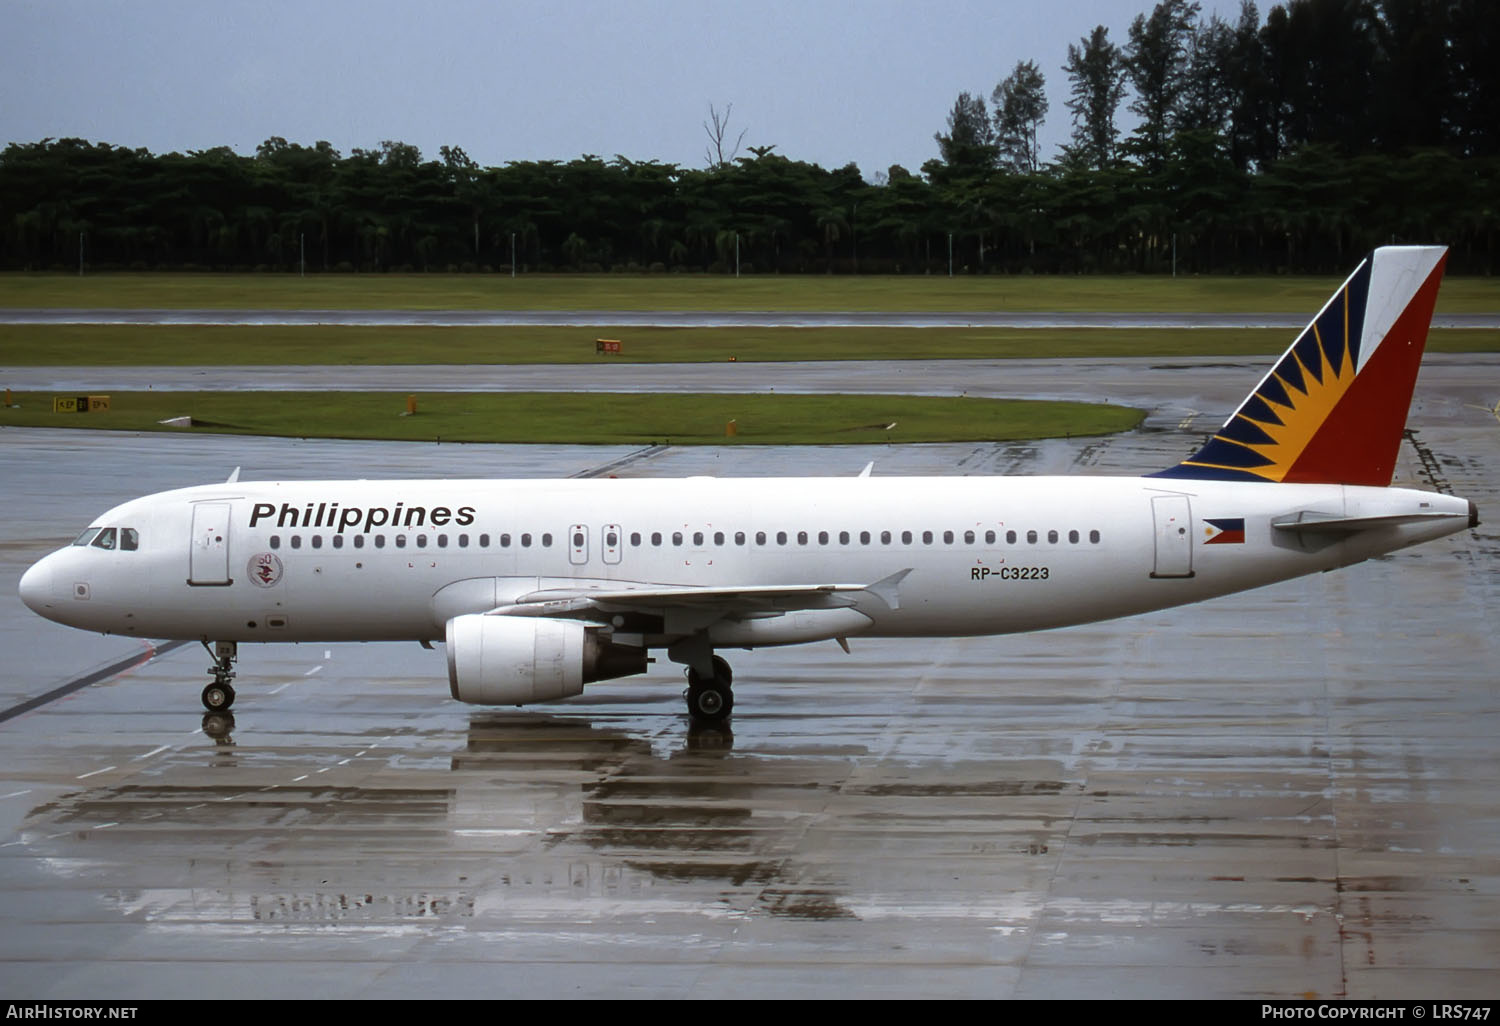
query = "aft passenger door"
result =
(1149, 494, 1195, 579)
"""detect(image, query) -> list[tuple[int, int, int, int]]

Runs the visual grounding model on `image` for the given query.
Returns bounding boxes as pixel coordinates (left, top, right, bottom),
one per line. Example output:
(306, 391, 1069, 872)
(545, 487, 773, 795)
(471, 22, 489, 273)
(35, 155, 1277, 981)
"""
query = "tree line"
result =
(2, 0, 1496, 276)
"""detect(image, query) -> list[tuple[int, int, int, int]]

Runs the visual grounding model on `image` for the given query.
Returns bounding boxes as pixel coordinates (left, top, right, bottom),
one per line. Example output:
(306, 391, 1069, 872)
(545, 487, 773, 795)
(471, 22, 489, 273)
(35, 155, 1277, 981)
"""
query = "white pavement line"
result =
(135, 745, 170, 760)
(76, 765, 115, 779)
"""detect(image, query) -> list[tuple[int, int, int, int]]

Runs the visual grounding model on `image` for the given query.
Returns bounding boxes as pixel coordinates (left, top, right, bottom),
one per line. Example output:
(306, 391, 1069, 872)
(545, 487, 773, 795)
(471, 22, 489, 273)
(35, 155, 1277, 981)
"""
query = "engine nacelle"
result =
(445, 614, 647, 706)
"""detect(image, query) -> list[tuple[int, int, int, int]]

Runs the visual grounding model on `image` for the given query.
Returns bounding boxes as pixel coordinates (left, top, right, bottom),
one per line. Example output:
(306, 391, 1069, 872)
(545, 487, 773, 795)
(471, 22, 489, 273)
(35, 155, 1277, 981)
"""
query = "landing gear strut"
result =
(201, 640, 237, 712)
(684, 655, 734, 724)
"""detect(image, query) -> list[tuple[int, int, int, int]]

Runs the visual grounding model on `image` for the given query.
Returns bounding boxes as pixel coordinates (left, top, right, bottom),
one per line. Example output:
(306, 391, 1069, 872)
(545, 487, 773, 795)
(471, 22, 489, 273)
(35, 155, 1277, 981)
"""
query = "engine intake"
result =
(445, 614, 647, 706)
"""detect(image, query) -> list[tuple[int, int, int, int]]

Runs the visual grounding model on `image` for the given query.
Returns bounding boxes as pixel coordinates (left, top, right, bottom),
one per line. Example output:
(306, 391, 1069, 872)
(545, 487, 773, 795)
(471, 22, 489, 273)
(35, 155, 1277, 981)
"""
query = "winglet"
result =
(1151, 245, 1447, 486)
(863, 568, 913, 611)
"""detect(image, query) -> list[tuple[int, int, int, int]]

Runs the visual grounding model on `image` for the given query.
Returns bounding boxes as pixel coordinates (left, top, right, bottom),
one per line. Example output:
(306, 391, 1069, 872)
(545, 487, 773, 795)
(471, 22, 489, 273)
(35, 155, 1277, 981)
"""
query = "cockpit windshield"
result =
(70, 526, 138, 550)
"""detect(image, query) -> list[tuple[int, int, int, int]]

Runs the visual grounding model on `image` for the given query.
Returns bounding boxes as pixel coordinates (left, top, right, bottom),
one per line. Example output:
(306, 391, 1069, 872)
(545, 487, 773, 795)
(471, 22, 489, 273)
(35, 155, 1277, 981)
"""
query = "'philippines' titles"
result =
(248, 501, 477, 534)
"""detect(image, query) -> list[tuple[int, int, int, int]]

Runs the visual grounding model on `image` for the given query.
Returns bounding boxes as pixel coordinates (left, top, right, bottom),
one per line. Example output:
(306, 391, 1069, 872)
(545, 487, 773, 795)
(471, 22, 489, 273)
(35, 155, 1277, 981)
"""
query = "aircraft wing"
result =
(487, 569, 913, 620)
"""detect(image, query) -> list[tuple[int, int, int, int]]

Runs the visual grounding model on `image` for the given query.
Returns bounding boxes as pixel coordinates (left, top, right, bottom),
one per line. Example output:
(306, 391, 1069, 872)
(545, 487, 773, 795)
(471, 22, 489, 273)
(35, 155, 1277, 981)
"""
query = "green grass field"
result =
(2, 271, 1497, 314)
(0, 391, 1144, 446)
(2, 324, 1493, 366)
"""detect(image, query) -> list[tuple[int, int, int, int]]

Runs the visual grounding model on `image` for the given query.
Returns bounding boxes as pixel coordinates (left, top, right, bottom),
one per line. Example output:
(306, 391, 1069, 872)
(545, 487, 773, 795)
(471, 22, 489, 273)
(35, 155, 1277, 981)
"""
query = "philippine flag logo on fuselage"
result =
(1203, 518, 1246, 545)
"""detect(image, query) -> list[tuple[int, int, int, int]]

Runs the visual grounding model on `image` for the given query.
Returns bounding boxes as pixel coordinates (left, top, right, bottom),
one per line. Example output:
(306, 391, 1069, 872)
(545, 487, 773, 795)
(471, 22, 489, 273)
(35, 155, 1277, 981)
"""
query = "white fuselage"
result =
(18, 475, 1473, 649)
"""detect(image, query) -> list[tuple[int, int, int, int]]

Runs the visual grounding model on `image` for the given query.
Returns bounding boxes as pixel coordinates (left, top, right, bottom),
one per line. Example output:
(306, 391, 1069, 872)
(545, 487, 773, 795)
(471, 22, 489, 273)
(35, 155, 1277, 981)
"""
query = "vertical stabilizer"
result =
(1152, 245, 1447, 486)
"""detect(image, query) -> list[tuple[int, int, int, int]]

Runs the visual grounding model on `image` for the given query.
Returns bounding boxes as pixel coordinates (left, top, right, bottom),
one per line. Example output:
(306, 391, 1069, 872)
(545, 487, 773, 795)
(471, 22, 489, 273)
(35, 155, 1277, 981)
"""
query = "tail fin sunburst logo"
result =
(1153, 246, 1448, 487)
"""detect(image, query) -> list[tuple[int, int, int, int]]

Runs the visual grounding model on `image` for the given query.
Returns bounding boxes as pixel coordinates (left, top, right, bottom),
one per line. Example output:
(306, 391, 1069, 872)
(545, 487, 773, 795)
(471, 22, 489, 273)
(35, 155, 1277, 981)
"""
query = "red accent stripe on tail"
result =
(1284, 254, 1447, 486)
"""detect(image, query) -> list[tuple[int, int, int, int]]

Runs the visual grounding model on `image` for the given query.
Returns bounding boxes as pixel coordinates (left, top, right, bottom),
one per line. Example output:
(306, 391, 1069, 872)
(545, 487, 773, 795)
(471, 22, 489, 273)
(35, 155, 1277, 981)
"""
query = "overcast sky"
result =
(3, 0, 1244, 177)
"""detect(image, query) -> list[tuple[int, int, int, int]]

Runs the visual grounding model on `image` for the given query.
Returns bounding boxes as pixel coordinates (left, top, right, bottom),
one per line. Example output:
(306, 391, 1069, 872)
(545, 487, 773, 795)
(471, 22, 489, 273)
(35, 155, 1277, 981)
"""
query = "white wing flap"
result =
(487, 569, 913, 620)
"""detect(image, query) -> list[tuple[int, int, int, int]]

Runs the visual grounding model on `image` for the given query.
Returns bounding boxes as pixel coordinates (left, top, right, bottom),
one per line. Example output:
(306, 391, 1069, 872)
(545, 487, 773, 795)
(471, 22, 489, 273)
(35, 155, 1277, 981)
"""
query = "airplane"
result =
(17, 245, 1477, 725)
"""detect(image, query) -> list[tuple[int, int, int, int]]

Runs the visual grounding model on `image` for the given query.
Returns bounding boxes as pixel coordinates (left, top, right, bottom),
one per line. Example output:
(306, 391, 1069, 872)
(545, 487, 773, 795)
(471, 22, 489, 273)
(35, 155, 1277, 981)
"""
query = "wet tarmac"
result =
(3, 307, 1498, 329)
(0, 364, 1496, 998)
(10, 353, 1500, 425)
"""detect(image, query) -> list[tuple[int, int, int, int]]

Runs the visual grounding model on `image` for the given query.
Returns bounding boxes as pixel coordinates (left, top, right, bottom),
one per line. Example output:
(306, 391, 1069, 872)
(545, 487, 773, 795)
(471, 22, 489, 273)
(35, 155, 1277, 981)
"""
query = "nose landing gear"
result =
(200, 640, 237, 712)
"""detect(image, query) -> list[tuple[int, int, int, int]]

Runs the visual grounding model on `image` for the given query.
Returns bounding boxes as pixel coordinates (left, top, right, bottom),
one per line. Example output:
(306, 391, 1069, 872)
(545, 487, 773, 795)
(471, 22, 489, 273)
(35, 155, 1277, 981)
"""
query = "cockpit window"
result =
(90, 528, 118, 550)
(120, 528, 139, 551)
(72, 528, 102, 547)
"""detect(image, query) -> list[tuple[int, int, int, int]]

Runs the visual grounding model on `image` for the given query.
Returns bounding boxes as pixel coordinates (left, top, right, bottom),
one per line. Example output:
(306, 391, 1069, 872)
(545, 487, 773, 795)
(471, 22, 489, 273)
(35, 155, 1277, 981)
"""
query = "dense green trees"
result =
(2, 0, 1496, 276)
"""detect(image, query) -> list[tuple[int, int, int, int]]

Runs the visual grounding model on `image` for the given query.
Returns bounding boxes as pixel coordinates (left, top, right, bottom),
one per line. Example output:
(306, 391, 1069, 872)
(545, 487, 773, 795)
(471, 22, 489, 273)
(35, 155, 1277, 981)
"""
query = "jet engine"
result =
(445, 614, 647, 705)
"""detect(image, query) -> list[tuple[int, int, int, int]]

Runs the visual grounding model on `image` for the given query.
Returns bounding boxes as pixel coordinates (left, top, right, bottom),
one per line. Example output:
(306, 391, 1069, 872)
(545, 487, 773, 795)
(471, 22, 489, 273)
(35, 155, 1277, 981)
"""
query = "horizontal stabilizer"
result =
(1271, 509, 1469, 535)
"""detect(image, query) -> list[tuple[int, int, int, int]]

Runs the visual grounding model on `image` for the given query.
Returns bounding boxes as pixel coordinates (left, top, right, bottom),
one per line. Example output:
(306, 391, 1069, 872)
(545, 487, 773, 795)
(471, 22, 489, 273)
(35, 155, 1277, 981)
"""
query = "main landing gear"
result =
(200, 640, 237, 712)
(684, 655, 734, 725)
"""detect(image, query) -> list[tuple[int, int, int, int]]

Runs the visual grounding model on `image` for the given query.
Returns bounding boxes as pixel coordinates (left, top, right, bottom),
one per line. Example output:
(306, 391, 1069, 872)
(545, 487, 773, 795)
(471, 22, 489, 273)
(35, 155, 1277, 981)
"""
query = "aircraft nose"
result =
(19, 558, 53, 615)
